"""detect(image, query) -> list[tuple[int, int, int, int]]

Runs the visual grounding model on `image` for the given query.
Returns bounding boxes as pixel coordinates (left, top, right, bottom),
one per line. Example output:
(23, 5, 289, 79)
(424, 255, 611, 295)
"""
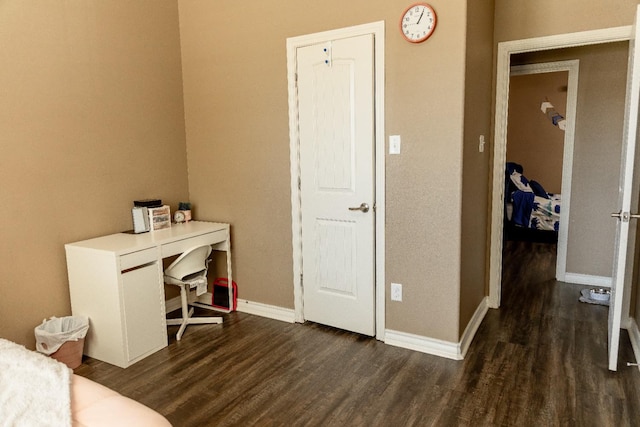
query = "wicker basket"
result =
(50, 338, 85, 370)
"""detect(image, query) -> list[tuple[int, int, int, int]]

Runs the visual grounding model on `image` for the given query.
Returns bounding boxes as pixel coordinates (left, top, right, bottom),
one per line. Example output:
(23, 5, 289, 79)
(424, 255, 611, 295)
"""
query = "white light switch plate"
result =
(391, 283, 402, 301)
(389, 135, 401, 154)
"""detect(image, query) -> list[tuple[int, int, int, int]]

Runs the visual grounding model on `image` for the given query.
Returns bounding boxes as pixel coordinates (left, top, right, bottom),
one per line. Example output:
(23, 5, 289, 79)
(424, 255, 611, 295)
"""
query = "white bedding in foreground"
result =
(0, 338, 71, 426)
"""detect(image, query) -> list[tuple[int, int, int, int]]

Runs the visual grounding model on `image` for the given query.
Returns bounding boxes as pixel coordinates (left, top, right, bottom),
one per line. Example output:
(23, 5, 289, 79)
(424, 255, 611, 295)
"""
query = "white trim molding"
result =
(489, 25, 633, 309)
(385, 297, 489, 360)
(385, 330, 463, 360)
(459, 297, 490, 358)
(166, 295, 296, 324)
(236, 299, 296, 323)
(165, 296, 182, 314)
(627, 318, 640, 371)
(286, 21, 386, 340)
(563, 273, 612, 288)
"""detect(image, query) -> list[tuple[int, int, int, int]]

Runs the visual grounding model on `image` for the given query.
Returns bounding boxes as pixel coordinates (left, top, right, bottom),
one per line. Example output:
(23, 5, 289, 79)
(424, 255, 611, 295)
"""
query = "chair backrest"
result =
(164, 245, 213, 281)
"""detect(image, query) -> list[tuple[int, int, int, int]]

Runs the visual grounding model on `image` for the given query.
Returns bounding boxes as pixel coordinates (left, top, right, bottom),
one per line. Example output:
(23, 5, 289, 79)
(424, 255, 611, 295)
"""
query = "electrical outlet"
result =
(391, 283, 402, 302)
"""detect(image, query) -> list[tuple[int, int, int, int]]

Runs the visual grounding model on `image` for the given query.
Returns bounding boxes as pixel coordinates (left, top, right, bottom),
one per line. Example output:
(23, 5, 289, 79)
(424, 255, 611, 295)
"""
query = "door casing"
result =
(286, 21, 386, 340)
(489, 26, 632, 311)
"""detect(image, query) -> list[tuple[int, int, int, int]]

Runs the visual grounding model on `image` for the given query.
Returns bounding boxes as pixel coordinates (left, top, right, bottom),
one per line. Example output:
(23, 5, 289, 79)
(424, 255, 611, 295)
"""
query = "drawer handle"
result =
(121, 261, 156, 274)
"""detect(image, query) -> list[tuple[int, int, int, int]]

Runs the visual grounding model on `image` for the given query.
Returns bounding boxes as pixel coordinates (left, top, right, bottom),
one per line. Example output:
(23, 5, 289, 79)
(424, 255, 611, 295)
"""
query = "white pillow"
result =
(510, 171, 533, 192)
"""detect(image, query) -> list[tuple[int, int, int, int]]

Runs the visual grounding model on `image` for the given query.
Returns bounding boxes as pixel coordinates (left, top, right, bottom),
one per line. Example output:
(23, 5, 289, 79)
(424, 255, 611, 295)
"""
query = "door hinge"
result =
(298, 176, 301, 190)
(300, 273, 303, 288)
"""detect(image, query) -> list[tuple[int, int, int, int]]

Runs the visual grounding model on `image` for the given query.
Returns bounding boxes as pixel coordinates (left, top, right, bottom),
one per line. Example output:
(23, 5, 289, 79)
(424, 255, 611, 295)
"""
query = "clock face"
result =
(400, 3, 437, 43)
(174, 211, 186, 223)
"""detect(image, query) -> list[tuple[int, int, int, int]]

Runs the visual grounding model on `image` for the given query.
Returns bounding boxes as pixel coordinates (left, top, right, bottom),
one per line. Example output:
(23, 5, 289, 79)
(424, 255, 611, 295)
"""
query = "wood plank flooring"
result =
(75, 241, 640, 426)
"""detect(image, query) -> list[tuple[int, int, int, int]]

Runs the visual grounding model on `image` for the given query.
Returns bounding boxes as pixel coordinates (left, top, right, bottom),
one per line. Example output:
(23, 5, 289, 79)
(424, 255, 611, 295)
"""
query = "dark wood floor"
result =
(75, 241, 640, 426)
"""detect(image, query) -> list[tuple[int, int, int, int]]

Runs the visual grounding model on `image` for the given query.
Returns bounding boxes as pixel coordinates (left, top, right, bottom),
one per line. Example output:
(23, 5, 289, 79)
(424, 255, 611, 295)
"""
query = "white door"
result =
(609, 5, 640, 371)
(297, 34, 375, 336)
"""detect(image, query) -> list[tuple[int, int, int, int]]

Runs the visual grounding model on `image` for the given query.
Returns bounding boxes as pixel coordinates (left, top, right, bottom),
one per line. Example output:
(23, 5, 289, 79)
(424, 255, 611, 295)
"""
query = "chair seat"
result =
(163, 245, 223, 340)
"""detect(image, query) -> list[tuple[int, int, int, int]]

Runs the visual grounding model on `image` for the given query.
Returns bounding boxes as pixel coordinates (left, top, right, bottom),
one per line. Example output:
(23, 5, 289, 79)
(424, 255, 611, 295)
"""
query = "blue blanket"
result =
(511, 190, 535, 227)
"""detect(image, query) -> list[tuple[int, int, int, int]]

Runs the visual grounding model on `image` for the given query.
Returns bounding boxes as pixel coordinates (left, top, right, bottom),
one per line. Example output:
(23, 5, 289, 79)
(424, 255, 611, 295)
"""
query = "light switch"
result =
(389, 135, 401, 154)
(479, 135, 485, 153)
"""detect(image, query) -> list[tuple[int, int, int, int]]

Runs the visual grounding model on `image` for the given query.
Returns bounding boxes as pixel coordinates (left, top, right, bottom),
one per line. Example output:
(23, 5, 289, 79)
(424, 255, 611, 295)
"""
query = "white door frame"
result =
(489, 26, 631, 309)
(286, 21, 386, 340)
(509, 60, 579, 284)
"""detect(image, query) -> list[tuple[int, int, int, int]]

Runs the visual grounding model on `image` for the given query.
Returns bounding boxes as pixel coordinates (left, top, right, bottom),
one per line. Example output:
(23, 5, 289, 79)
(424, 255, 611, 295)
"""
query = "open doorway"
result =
(503, 61, 575, 286)
(490, 33, 630, 309)
(503, 61, 576, 292)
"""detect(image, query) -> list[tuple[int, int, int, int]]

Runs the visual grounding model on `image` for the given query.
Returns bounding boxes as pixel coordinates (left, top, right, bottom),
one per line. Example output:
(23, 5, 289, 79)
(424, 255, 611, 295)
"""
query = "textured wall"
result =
(459, 0, 495, 338)
(507, 71, 567, 194)
(494, 0, 638, 42)
(178, 0, 469, 342)
(3, 0, 636, 349)
(0, 1, 189, 347)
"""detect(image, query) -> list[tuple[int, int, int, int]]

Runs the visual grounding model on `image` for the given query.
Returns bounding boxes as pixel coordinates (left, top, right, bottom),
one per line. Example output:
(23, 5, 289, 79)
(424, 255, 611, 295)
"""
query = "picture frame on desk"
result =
(148, 205, 171, 231)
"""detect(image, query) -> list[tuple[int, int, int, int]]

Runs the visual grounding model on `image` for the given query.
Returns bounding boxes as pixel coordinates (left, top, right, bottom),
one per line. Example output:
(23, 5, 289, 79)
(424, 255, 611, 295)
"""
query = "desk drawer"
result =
(120, 247, 158, 271)
(161, 229, 228, 258)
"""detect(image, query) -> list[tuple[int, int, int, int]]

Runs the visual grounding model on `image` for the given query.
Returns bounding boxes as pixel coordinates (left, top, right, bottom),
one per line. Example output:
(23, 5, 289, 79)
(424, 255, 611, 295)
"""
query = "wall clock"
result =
(400, 3, 437, 43)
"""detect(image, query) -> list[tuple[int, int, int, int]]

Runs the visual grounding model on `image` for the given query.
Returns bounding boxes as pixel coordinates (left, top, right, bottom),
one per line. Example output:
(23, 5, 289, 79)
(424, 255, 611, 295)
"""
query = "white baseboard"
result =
(236, 299, 296, 323)
(165, 296, 181, 313)
(385, 329, 462, 360)
(166, 292, 217, 314)
(627, 318, 640, 371)
(167, 293, 296, 324)
(459, 296, 489, 358)
(563, 273, 612, 288)
(385, 297, 489, 360)
(171, 293, 491, 362)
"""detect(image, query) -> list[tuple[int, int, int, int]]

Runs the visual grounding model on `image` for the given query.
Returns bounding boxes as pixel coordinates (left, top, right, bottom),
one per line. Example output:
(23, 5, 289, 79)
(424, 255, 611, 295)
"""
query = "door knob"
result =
(349, 203, 370, 213)
(611, 211, 640, 222)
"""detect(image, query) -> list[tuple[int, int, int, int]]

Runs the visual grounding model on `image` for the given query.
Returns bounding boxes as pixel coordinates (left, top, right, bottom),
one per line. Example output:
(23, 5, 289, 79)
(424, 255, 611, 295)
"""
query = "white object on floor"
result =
(579, 288, 610, 306)
(589, 288, 611, 302)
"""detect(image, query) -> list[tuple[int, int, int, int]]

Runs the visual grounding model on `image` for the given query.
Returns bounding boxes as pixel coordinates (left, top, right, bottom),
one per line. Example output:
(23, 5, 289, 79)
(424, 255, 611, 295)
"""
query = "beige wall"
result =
(3, 0, 637, 350)
(459, 1, 495, 337)
(178, 0, 469, 342)
(0, 1, 188, 347)
(507, 72, 567, 194)
(494, 0, 638, 42)
(512, 43, 628, 277)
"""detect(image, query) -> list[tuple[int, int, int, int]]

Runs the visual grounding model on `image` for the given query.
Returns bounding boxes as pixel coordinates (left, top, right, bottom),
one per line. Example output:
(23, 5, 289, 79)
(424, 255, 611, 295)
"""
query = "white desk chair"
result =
(164, 245, 222, 340)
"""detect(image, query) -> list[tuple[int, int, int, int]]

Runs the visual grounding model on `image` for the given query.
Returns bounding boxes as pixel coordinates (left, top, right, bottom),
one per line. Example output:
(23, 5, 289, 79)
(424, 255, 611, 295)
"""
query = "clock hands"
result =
(401, 4, 436, 42)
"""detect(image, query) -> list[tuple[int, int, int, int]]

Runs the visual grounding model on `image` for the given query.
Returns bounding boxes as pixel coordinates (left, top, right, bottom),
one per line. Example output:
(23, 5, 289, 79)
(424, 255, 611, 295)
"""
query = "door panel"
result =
(297, 35, 375, 336)
(609, 5, 640, 371)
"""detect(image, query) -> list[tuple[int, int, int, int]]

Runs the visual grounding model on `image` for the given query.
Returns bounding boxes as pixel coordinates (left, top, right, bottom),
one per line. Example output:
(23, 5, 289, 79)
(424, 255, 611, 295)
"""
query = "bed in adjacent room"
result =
(504, 162, 561, 242)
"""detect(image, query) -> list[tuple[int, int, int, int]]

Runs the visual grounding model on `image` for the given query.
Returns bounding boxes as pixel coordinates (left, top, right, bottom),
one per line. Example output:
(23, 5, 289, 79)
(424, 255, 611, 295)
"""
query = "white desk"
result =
(65, 221, 231, 368)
